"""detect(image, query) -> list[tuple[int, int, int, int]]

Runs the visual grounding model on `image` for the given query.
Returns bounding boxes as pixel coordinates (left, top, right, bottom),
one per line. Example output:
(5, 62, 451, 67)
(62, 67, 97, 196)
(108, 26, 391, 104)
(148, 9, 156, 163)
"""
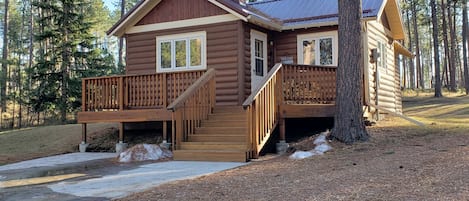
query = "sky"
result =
(103, 0, 117, 10)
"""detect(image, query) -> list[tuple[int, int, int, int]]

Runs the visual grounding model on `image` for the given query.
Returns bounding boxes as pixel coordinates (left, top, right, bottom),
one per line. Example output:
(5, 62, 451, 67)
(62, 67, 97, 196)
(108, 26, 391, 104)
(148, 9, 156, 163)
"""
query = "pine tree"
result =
(31, 0, 115, 123)
(331, 0, 369, 143)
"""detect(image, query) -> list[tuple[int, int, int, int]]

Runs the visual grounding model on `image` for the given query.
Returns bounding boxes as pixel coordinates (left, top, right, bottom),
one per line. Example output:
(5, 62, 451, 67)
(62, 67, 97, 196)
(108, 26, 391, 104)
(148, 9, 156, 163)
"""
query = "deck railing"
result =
(282, 64, 336, 104)
(243, 63, 283, 158)
(81, 71, 204, 112)
(167, 69, 216, 150)
(243, 64, 337, 158)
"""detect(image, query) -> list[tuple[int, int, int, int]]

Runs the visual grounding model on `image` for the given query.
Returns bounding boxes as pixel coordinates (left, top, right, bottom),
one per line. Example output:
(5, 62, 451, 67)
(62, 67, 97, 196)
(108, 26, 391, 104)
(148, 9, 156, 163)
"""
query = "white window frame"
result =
(377, 40, 388, 72)
(297, 31, 338, 66)
(156, 31, 207, 73)
(251, 30, 268, 77)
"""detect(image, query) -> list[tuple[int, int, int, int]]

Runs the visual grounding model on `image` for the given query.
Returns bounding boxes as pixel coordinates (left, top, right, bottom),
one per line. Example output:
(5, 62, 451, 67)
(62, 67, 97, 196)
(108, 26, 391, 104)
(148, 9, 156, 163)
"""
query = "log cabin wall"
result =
(124, 0, 245, 106)
(366, 20, 400, 114)
(241, 23, 275, 100)
(271, 26, 338, 64)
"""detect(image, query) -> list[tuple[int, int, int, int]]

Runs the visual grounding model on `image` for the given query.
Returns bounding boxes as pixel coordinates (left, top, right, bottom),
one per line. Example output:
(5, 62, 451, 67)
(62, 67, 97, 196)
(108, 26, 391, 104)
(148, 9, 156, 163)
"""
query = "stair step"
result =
(173, 150, 248, 162)
(201, 120, 246, 127)
(208, 113, 245, 120)
(213, 106, 245, 114)
(195, 127, 247, 135)
(188, 134, 246, 142)
(179, 142, 247, 150)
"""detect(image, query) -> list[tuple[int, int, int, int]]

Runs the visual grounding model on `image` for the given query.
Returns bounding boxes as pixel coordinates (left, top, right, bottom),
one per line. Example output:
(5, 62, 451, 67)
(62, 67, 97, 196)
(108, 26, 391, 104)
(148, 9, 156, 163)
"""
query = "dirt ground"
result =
(1, 92, 468, 200)
(118, 92, 469, 201)
(0, 123, 119, 165)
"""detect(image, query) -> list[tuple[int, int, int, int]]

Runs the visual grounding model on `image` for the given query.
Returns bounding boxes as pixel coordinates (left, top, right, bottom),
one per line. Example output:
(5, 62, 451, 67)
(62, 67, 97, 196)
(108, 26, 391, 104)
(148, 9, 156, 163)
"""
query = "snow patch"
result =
(118, 144, 172, 163)
(289, 130, 332, 160)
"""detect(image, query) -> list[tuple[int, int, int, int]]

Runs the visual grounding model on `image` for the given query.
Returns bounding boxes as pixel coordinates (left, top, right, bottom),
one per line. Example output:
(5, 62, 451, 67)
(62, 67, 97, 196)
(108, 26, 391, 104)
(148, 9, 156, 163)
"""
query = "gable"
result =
(137, 0, 229, 26)
(380, 0, 405, 40)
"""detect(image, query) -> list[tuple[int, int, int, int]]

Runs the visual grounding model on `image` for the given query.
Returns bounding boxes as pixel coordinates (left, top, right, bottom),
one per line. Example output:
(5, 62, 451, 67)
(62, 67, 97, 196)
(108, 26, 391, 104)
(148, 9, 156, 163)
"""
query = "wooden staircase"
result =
(173, 106, 249, 162)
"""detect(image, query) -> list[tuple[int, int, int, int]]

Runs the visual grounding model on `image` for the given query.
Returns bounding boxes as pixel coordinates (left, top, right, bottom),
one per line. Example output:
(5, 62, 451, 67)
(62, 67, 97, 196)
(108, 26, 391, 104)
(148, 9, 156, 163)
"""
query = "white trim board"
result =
(126, 14, 240, 34)
(207, 0, 248, 22)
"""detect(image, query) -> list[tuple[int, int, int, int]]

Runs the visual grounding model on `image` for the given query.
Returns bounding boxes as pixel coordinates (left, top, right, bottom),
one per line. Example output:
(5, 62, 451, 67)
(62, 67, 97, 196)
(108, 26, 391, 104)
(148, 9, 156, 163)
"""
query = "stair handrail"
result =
(167, 68, 216, 150)
(242, 63, 283, 158)
(242, 63, 283, 107)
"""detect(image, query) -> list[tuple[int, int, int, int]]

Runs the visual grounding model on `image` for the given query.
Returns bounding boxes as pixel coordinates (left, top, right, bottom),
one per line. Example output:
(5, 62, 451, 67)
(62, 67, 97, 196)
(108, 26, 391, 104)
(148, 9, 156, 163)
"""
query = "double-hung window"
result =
(297, 31, 338, 66)
(157, 31, 206, 72)
(377, 41, 388, 71)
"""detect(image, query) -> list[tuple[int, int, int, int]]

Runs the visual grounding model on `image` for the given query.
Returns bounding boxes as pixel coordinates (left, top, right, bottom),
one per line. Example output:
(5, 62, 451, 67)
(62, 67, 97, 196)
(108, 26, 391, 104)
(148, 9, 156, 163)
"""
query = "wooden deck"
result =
(78, 70, 204, 123)
(78, 64, 336, 162)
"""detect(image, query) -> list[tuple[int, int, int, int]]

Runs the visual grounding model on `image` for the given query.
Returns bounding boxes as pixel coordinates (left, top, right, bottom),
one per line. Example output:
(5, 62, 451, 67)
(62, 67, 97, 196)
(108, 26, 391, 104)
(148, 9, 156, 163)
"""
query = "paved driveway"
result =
(0, 153, 245, 200)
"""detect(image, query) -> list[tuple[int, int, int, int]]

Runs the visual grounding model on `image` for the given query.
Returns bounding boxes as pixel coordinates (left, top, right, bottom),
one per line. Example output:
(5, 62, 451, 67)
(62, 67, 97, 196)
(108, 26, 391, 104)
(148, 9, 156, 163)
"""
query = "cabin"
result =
(78, 0, 412, 162)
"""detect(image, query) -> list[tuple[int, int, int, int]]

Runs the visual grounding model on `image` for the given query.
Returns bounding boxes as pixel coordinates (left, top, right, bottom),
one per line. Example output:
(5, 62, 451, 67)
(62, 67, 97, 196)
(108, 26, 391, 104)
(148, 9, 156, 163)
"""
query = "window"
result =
(157, 31, 206, 72)
(377, 41, 387, 71)
(254, 39, 265, 76)
(297, 31, 338, 66)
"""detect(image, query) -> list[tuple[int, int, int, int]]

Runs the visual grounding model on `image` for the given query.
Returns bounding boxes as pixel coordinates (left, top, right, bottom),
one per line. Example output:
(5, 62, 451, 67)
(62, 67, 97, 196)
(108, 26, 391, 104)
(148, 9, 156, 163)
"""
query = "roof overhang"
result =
(108, 0, 250, 37)
(108, 0, 163, 37)
(394, 41, 414, 58)
(378, 0, 406, 40)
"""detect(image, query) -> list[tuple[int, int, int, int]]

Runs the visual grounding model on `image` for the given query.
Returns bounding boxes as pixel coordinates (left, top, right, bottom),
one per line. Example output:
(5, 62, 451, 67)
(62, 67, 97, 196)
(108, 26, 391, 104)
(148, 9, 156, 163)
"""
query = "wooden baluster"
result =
(119, 77, 124, 110)
(162, 74, 167, 107)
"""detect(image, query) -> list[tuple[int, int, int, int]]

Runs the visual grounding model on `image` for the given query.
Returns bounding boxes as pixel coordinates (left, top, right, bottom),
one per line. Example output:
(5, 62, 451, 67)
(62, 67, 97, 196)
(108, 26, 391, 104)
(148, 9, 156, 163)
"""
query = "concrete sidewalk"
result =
(0, 153, 246, 200)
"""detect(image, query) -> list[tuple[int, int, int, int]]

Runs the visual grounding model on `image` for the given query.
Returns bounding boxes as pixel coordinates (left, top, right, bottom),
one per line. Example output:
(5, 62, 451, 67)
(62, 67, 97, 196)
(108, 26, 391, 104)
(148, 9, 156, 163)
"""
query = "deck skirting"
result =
(279, 104, 335, 118)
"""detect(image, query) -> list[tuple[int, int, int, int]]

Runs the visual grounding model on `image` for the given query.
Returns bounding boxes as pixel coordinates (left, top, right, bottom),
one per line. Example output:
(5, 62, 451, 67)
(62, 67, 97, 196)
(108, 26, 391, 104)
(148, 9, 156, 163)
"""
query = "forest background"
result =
(0, 0, 467, 130)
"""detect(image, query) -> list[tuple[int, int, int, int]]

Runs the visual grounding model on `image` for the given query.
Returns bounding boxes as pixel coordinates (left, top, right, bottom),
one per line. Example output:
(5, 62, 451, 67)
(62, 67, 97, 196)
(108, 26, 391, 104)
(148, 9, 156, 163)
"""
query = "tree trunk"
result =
(60, 2, 70, 123)
(411, 0, 423, 89)
(27, 0, 34, 124)
(464, 0, 469, 94)
(432, 0, 443, 97)
(118, 0, 126, 72)
(405, 4, 415, 89)
(447, 0, 457, 91)
(441, 0, 451, 90)
(331, 0, 369, 143)
(1, 0, 9, 111)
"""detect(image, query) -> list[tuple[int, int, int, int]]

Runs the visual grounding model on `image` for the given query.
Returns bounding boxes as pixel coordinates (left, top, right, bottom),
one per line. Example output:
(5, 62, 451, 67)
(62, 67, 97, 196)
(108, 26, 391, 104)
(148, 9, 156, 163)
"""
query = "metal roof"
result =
(246, 0, 384, 28)
(109, 0, 389, 36)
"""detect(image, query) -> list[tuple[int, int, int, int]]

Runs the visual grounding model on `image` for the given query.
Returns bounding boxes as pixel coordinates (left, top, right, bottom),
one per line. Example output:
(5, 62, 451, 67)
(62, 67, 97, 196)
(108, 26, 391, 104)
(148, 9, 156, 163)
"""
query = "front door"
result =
(250, 30, 268, 92)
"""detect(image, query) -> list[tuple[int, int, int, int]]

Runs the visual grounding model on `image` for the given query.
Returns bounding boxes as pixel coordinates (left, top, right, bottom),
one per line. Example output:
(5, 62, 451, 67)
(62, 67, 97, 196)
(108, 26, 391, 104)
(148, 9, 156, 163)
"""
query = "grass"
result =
(0, 123, 116, 166)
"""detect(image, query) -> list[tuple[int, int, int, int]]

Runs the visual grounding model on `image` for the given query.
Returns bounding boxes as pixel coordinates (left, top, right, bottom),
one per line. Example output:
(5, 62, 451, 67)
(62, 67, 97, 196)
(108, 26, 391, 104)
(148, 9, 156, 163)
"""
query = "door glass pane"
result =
(254, 39, 264, 76)
(161, 41, 172, 69)
(175, 40, 186, 68)
(320, 38, 333, 65)
(255, 39, 263, 58)
(255, 59, 264, 76)
(190, 38, 201, 66)
(303, 40, 316, 65)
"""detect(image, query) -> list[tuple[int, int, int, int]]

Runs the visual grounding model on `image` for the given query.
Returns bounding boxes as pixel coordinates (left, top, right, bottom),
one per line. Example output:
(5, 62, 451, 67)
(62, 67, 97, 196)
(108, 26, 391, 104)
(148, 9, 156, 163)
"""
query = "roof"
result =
(245, 0, 383, 28)
(108, 0, 405, 40)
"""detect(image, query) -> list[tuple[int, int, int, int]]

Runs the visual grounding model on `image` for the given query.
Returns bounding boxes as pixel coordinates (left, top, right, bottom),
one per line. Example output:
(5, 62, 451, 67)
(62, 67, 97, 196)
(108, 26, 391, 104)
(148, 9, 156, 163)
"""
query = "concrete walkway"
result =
(0, 153, 246, 200)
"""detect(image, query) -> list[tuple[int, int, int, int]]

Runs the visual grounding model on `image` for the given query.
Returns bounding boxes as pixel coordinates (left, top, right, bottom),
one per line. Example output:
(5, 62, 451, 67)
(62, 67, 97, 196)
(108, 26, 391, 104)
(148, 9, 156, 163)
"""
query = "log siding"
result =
(126, 20, 243, 106)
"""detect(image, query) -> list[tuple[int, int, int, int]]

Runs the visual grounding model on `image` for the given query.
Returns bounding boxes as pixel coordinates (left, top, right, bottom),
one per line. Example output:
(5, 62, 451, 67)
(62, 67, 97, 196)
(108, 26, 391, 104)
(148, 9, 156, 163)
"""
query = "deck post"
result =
(161, 121, 171, 149)
(276, 117, 289, 154)
(116, 122, 128, 153)
(79, 123, 89, 152)
(279, 117, 286, 141)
